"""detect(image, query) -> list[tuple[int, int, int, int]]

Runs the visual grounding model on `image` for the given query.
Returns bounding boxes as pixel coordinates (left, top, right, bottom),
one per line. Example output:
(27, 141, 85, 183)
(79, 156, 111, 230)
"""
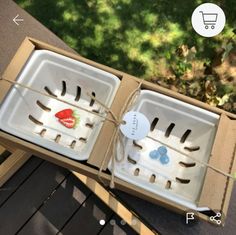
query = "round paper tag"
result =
(120, 111, 150, 140)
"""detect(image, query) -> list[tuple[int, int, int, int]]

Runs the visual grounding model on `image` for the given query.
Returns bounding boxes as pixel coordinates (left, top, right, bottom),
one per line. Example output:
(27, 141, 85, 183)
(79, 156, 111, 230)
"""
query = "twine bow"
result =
(91, 82, 142, 188)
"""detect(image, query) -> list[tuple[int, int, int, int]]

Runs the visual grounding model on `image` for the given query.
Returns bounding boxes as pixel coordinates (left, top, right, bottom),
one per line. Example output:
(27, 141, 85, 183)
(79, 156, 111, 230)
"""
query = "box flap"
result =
(221, 122, 236, 216)
(198, 114, 236, 210)
(0, 38, 35, 103)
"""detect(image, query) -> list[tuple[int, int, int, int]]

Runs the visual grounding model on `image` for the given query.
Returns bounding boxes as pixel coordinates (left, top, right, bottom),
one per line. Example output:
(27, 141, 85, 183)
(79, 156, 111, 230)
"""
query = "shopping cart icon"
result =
(199, 11, 218, 29)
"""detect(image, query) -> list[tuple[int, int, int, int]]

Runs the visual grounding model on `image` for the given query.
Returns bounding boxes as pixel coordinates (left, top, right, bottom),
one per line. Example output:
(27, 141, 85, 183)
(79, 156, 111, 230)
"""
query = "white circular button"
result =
(99, 219, 105, 225)
(191, 3, 226, 37)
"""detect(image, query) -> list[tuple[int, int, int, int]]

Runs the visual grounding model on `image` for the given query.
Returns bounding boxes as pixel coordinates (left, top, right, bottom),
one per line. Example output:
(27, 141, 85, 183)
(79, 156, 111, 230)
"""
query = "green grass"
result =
(15, 0, 236, 79)
(14, 0, 236, 113)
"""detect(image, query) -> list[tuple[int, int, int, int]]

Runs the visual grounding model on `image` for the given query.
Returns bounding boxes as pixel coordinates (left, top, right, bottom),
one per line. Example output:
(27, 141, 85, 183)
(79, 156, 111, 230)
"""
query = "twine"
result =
(0, 77, 235, 188)
(96, 82, 142, 188)
(147, 136, 236, 180)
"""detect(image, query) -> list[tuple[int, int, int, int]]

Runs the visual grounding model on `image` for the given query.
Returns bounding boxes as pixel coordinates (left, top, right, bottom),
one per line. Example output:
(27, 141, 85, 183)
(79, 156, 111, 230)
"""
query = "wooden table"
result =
(0, 1, 235, 234)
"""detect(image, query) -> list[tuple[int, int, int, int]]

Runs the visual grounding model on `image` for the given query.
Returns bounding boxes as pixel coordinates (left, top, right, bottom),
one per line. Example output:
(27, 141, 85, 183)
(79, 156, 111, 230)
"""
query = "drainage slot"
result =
(36, 100, 51, 112)
(150, 118, 159, 131)
(79, 137, 87, 143)
(165, 123, 175, 137)
(61, 81, 66, 96)
(127, 155, 137, 164)
(75, 86, 81, 101)
(70, 140, 76, 149)
(85, 123, 94, 129)
(149, 174, 156, 183)
(92, 109, 100, 114)
(179, 162, 196, 168)
(39, 129, 47, 137)
(176, 177, 190, 184)
(165, 180, 171, 189)
(180, 129, 191, 143)
(134, 168, 140, 176)
(133, 140, 143, 150)
(55, 134, 61, 143)
(29, 115, 43, 126)
(179, 161, 196, 168)
(44, 86, 57, 97)
(184, 146, 200, 152)
(89, 92, 96, 107)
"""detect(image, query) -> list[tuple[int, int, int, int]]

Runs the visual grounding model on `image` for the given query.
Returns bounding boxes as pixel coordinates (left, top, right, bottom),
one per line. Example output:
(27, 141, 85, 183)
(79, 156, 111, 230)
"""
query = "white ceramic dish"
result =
(0, 50, 120, 161)
(110, 90, 219, 210)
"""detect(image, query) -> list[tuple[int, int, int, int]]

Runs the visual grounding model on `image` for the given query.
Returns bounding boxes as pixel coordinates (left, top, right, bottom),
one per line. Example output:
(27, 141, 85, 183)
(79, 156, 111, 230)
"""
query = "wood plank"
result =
(0, 140, 17, 153)
(0, 150, 31, 187)
(58, 194, 113, 235)
(73, 172, 156, 235)
(0, 145, 5, 155)
(0, 161, 69, 234)
(0, 156, 43, 206)
(18, 174, 91, 235)
(99, 214, 138, 235)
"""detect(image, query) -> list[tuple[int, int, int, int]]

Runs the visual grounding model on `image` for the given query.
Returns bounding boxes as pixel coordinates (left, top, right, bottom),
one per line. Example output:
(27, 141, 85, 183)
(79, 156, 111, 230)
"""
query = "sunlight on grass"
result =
(62, 10, 79, 21)
(14, 0, 236, 112)
(16, 0, 235, 88)
(15, 0, 235, 80)
(18, 0, 31, 8)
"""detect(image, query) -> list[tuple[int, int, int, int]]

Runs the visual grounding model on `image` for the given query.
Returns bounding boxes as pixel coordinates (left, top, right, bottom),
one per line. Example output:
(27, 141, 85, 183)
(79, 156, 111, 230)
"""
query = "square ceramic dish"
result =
(0, 50, 120, 160)
(110, 90, 220, 210)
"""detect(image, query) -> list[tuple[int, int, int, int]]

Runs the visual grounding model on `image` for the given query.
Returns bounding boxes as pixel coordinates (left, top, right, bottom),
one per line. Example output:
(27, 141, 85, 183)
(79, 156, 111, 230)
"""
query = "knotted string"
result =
(0, 77, 235, 187)
(95, 82, 142, 188)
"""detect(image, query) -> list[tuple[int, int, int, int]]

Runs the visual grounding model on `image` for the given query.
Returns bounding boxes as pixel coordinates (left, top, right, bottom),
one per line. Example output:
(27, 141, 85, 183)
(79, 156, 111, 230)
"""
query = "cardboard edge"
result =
(221, 121, 236, 217)
(0, 37, 35, 102)
(198, 114, 236, 212)
(27, 37, 129, 79)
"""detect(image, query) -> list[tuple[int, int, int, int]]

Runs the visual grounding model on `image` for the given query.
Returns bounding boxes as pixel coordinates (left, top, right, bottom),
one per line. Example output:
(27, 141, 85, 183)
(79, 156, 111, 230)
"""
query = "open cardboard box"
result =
(0, 37, 236, 224)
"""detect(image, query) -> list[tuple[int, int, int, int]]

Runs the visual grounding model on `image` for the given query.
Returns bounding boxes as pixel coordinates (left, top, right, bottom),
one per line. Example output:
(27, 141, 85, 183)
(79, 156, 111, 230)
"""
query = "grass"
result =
(15, 0, 236, 112)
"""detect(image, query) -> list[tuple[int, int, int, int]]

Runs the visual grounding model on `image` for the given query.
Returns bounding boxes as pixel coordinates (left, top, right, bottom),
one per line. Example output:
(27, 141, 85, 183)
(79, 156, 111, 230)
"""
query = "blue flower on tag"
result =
(149, 146, 170, 165)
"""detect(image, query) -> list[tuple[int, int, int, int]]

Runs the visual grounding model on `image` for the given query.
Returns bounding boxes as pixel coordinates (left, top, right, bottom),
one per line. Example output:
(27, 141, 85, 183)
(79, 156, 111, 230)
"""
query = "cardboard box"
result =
(0, 37, 236, 224)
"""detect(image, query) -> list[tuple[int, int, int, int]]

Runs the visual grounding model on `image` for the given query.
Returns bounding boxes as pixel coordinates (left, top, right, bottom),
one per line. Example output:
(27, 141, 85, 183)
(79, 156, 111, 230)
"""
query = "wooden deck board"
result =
(0, 156, 137, 235)
(0, 157, 43, 206)
(99, 214, 138, 235)
(17, 174, 91, 235)
(113, 188, 236, 235)
(0, 149, 31, 187)
(0, 161, 69, 234)
(58, 194, 114, 235)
